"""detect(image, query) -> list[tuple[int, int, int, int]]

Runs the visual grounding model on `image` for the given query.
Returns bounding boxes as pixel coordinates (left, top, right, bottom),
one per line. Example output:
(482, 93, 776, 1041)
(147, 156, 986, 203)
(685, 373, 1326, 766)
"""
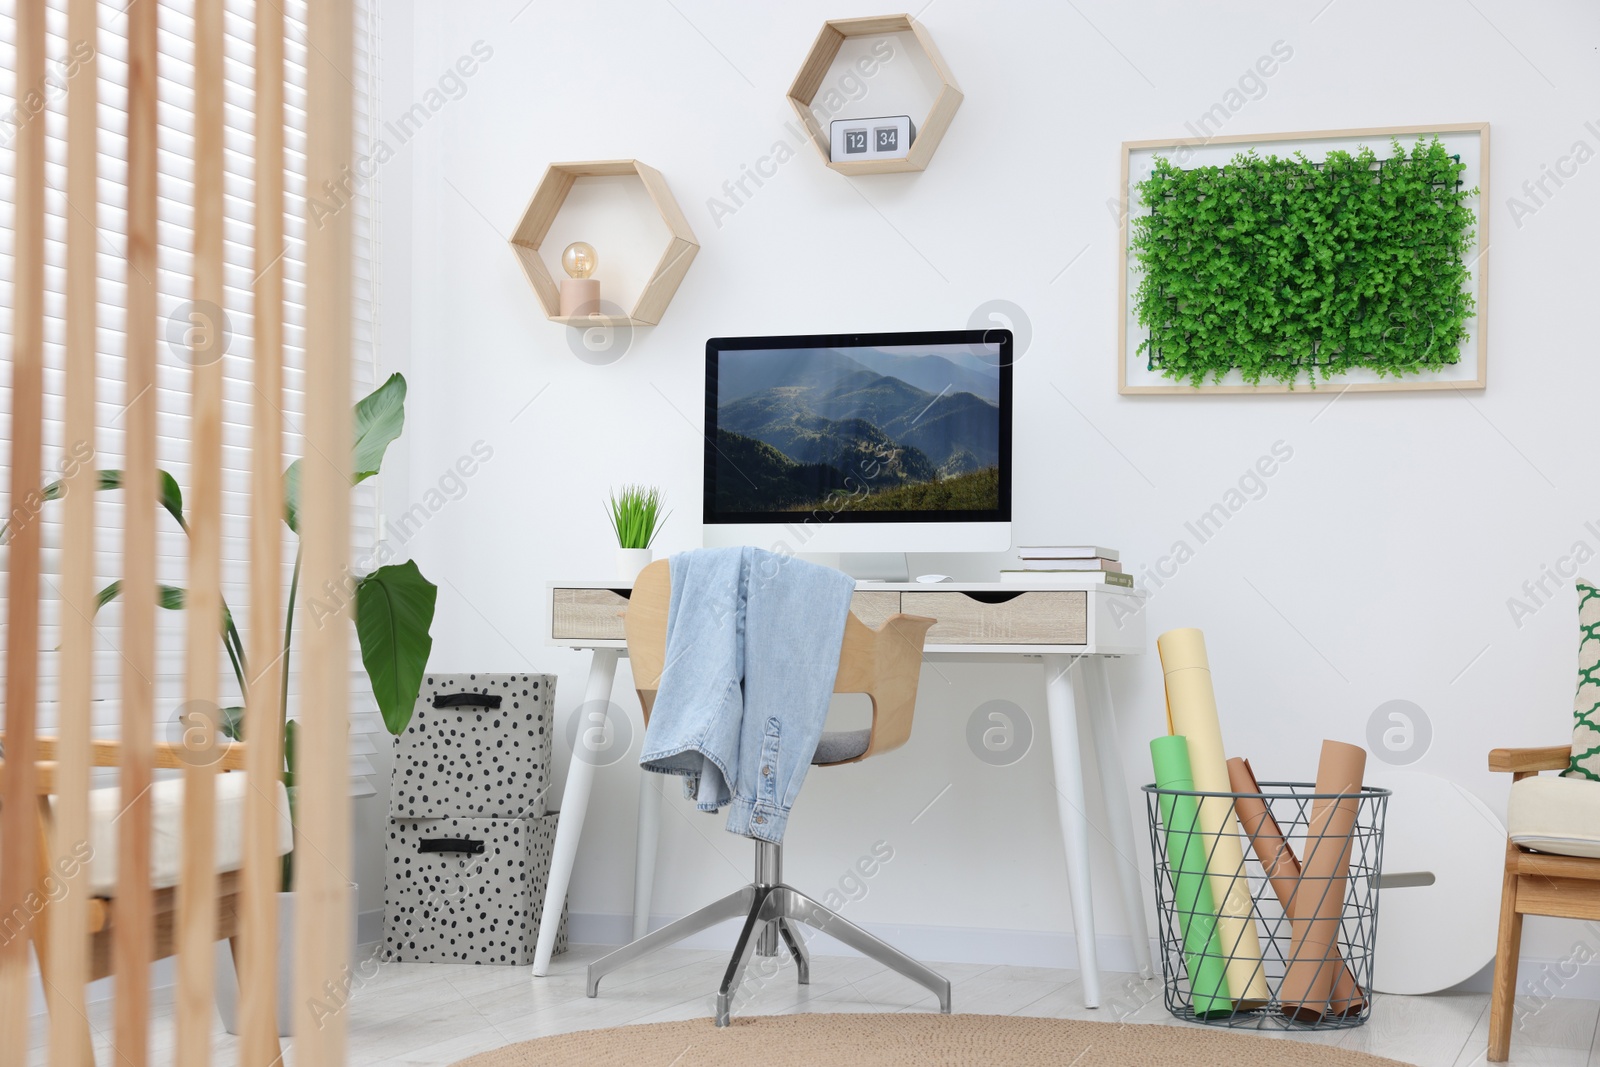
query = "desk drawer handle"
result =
(432, 693, 502, 710)
(959, 591, 1028, 606)
(418, 838, 485, 855)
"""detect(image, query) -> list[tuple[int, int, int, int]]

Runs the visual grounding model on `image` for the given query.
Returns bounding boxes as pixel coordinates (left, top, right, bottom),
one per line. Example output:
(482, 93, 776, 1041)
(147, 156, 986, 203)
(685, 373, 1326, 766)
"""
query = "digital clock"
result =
(829, 115, 916, 162)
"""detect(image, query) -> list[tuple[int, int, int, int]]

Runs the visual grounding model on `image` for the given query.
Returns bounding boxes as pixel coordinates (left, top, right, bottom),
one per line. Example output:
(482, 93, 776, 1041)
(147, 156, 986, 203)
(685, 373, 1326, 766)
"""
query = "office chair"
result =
(585, 559, 952, 1026)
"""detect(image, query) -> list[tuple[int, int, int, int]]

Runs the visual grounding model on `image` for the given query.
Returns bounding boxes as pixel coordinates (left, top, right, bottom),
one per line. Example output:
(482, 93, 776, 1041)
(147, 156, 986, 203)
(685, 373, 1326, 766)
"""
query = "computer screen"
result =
(703, 330, 1012, 547)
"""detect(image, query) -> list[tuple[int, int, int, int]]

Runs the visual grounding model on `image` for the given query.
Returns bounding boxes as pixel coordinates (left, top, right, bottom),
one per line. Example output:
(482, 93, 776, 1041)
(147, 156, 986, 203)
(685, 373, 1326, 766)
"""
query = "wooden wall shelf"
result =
(508, 159, 699, 327)
(786, 14, 963, 176)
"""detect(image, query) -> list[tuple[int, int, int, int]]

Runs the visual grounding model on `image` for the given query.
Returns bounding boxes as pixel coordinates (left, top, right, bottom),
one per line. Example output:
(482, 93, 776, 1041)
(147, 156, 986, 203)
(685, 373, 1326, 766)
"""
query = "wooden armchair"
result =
(0, 735, 287, 1062)
(1487, 744, 1599, 1062)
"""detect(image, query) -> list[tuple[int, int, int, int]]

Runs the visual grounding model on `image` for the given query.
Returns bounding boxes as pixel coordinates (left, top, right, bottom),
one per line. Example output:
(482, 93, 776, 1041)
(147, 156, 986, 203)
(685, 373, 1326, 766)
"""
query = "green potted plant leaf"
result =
(606, 484, 668, 581)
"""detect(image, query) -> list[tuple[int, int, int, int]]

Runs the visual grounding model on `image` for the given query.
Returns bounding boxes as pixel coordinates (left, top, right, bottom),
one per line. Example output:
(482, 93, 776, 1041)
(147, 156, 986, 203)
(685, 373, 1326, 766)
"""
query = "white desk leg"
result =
(1044, 653, 1100, 1008)
(1084, 657, 1154, 980)
(632, 769, 660, 941)
(534, 647, 620, 976)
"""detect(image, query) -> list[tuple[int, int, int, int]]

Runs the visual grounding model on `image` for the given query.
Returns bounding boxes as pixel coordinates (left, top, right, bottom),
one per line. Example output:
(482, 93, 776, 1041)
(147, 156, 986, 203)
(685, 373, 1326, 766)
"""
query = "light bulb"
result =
(562, 241, 598, 280)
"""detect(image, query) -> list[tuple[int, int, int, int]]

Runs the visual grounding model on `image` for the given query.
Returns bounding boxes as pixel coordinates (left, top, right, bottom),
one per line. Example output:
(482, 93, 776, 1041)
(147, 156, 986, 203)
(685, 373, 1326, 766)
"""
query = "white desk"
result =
(536, 577, 1152, 1006)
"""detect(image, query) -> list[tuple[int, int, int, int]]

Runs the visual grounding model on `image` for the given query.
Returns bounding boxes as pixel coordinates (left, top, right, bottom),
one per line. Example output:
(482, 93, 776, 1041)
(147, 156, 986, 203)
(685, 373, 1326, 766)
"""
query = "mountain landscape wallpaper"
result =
(711, 344, 1003, 515)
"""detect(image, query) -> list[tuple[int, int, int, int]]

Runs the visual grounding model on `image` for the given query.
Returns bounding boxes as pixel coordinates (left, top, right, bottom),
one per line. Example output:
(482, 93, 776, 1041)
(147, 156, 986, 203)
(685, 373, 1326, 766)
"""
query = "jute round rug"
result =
(451, 1013, 1413, 1066)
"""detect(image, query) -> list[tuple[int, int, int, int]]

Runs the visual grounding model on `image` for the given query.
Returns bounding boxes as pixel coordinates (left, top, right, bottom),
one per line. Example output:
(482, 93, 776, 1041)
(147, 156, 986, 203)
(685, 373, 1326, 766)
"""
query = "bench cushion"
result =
(58, 772, 294, 896)
(1509, 773, 1600, 859)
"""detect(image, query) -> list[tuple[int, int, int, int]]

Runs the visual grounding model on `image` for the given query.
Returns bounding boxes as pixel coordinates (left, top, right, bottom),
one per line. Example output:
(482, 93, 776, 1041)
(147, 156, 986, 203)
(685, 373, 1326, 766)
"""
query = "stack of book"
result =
(1001, 545, 1134, 588)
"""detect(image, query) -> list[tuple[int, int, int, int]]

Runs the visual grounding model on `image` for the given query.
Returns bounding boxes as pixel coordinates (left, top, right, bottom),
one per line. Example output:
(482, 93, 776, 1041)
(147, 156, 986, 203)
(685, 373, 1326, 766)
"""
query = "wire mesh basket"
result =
(1142, 781, 1391, 1030)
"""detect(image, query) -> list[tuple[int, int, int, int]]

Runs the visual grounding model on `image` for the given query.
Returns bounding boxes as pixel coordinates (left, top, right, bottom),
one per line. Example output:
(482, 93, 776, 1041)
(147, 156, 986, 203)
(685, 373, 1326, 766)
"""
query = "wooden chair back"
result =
(623, 558, 935, 763)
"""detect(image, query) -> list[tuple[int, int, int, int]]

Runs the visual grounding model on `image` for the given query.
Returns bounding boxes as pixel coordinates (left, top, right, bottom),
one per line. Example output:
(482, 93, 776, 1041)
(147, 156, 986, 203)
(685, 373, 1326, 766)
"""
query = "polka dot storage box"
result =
(383, 673, 568, 964)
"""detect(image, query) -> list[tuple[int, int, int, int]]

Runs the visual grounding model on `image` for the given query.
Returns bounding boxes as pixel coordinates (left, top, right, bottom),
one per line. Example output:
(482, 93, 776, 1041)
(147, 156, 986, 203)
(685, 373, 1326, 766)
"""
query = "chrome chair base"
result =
(586, 843, 952, 1027)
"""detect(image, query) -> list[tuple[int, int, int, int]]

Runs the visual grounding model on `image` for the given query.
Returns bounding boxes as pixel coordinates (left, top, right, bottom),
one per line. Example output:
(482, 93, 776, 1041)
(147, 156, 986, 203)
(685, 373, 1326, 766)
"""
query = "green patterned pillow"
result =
(1565, 580, 1600, 779)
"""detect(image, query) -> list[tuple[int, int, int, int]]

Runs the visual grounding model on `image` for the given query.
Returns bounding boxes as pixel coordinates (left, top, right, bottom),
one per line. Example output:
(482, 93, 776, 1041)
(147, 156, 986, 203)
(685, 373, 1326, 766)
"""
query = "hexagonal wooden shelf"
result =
(787, 14, 963, 176)
(508, 160, 699, 327)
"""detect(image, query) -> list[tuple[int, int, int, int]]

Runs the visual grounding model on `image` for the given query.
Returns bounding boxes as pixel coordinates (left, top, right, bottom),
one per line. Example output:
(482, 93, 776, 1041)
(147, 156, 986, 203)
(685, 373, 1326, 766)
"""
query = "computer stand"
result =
(839, 552, 909, 582)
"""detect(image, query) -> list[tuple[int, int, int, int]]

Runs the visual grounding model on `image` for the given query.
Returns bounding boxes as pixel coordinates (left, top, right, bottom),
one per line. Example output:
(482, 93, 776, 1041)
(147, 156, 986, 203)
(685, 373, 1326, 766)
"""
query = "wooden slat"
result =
(631, 161, 700, 325)
(29, 797, 75, 1062)
(293, 0, 355, 1059)
(116, 0, 161, 1061)
(1516, 874, 1600, 920)
(0, 0, 48, 1061)
(240, 0, 288, 1059)
(174, 0, 227, 1059)
(1489, 745, 1571, 775)
(1513, 850, 1600, 883)
(3, 736, 248, 772)
(0, 761, 57, 795)
(49, 0, 99, 1060)
(787, 21, 847, 109)
(90, 875, 243, 984)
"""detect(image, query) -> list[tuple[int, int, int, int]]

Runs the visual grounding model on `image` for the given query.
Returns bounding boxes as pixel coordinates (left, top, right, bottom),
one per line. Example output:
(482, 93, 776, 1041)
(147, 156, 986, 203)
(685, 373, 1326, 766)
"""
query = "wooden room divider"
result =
(0, 1, 356, 1064)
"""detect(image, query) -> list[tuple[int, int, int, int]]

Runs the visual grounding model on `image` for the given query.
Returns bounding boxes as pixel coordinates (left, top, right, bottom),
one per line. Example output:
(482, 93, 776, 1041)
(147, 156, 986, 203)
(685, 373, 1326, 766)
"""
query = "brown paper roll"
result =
(1228, 757, 1301, 900)
(1228, 756, 1365, 1016)
(1280, 740, 1367, 1020)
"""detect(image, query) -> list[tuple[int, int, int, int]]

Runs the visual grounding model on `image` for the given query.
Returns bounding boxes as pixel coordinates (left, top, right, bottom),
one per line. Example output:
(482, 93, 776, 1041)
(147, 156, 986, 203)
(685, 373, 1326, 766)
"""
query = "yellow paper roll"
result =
(1158, 628, 1271, 1007)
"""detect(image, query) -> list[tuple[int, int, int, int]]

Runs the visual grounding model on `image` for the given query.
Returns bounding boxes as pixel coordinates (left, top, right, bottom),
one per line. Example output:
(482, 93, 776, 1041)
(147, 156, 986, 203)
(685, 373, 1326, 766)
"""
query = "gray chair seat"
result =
(813, 728, 871, 765)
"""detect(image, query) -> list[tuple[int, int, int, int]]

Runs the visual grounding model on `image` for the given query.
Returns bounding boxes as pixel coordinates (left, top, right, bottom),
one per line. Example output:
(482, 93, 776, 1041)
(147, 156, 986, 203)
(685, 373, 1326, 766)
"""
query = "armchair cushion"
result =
(1565, 579, 1600, 780)
(56, 772, 293, 896)
(1508, 774, 1600, 858)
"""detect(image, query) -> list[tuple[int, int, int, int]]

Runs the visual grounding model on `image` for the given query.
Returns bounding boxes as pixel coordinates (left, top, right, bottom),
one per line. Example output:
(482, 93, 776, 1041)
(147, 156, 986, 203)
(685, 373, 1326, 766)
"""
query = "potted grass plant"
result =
(606, 484, 668, 581)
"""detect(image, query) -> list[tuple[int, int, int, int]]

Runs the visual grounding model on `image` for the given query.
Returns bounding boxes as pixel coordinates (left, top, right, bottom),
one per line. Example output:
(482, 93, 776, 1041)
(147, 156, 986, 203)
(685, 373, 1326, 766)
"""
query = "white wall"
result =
(378, 0, 1600, 984)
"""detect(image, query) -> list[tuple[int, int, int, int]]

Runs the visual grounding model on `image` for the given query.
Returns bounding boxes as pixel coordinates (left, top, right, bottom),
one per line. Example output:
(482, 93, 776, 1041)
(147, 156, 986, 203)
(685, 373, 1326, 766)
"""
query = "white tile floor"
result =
(27, 943, 1600, 1066)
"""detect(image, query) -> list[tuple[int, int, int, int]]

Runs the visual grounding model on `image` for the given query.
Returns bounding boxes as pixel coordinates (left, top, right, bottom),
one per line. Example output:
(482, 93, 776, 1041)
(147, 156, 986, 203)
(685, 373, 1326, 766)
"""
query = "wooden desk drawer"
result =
(551, 588, 629, 641)
(902, 590, 1087, 645)
(552, 588, 901, 642)
(849, 590, 901, 629)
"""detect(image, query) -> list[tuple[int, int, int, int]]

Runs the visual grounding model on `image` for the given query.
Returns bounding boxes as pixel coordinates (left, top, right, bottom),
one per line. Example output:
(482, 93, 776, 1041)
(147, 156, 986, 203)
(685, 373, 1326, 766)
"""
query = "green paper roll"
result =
(1151, 735, 1233, 1019)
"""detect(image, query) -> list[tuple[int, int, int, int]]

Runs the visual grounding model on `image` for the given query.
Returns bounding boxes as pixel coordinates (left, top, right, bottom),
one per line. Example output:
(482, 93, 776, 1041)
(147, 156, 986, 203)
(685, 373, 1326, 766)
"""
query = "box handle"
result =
(418, 838, 485, 855)
(432, 693, 503, 710)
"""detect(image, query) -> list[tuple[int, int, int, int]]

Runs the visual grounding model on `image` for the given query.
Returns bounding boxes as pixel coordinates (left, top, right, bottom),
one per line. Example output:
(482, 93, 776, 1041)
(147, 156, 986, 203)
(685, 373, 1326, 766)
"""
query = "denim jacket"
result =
(638, 547, 855, 843)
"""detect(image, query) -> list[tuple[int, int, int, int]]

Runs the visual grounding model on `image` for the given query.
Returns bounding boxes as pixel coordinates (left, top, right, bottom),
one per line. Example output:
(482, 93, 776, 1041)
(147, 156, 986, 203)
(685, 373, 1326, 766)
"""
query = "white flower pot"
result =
(617, 547, 653, 582)
(214, 882, 359, 1038)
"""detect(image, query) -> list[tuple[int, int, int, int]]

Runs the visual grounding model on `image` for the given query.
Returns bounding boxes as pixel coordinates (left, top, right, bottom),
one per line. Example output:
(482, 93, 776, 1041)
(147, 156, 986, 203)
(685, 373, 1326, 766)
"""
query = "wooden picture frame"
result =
(1117, 122, 1490, 395)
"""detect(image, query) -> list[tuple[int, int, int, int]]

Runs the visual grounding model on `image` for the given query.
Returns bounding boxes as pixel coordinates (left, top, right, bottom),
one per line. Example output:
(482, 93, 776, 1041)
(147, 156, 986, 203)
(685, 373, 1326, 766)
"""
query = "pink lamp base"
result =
(558, 278, 601, 317)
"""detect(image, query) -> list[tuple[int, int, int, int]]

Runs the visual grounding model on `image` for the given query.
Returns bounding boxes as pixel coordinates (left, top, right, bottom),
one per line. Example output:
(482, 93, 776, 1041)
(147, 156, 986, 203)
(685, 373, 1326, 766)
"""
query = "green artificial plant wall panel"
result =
(1117, 124, 1489, 395)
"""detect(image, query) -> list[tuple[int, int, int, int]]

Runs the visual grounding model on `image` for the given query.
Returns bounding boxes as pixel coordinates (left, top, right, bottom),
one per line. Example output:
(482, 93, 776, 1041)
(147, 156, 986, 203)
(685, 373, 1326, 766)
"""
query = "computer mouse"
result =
(914, 574, 953, 584)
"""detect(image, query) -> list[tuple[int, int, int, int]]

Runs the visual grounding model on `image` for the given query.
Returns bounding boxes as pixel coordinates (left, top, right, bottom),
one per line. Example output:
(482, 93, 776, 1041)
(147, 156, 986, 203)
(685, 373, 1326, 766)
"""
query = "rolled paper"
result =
(1228, 757, 1302, 901)
(1151, 735, 1233, 1019)
(1157, 629, 1272, 1008)
(1280, 740, 1368, 1020)
(1229, 756, 1365, 1016)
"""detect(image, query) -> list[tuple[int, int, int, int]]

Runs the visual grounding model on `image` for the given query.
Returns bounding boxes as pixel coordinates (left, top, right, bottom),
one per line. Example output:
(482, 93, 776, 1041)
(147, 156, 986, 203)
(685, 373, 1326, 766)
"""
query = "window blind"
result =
(0, 0, 384, 789)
